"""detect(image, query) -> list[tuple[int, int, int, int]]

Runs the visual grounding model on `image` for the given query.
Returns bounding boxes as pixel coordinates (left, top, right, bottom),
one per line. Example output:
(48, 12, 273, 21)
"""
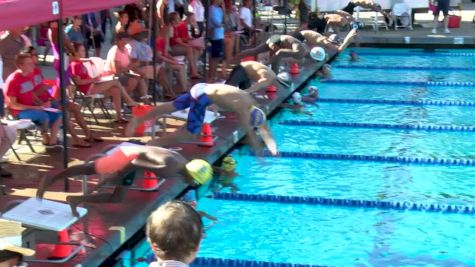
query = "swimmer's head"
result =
(185, 159, 213, 185)
(292, 92, 303, 105)
(310, 47, 326, 62)
(249, 106, 266, 128)
(308, 86, 319, 95)
(221, 156, 237, 172)
(277, 72, 291, 83)
(328, 34, 340, 44)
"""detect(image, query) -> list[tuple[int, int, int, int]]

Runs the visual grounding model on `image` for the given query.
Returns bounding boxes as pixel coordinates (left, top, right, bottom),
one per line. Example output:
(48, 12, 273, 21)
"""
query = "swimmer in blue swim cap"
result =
(126, 83, 277, 156)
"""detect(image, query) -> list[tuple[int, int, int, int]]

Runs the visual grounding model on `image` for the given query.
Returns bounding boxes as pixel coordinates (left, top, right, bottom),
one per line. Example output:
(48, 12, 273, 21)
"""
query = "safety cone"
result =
(267, 92, 277, 100)
(142, 171, 159, 189)
(48, 229, 72, 259)
(266, 84, 277, 92)
(289, 63, 300, 75)
(199, 123, 214, 147)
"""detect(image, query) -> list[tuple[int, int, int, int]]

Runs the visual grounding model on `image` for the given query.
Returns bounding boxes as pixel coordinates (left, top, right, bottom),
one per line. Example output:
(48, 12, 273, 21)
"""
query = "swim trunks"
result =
(173, 83, 213, 134)
(225, 65, 252, 90)
(342, 1, 356, 15)
(291, 31, 306, 42)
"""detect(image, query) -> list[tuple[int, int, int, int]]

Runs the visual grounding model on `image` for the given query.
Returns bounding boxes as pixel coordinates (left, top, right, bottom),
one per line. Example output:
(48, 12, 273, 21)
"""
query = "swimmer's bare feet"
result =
(125, 118, 138, 137)
(66, 195, 81, 217)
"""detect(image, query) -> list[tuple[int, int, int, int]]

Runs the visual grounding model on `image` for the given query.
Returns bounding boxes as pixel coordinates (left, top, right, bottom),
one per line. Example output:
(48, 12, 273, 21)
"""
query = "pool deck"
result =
(0, 57, 328, 266)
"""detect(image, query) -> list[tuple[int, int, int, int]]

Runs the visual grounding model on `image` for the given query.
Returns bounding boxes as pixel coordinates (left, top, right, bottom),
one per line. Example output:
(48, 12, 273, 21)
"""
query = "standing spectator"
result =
(48, 20, 76, 90)
(146, 201, 204, 267)
(432, 0, 450, 34)
(124, 1, 145, 25)
(187, 0, 205, 37)
(156, 0, 170, 29)
(65, 16, 85, 45)
(115, 11, 129, 34)
(100, 10, 112, 38)
(83, 12, 104, 57)
(223, 0, 239, 77)
(4, 53, 62, 149)
(0, 88, 16, 177)
(0, 28, 29, 82)
(297, 0, 311, 30)
(208, 0, 225, 82)
(104, 32, 149, 103)
(239, 0, 254, 34)
(175, 0, 187, 18)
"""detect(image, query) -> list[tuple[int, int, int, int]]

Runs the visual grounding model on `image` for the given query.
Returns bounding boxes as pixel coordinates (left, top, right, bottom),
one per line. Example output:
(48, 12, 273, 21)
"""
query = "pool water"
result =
(129, 48, 475, 266)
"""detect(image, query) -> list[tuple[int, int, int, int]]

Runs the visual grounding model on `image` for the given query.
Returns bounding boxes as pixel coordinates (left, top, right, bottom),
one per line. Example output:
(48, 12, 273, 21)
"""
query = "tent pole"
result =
(57, 19, 69, 191)
(203, 0, 209, 77)
(151, 0, 159, 104)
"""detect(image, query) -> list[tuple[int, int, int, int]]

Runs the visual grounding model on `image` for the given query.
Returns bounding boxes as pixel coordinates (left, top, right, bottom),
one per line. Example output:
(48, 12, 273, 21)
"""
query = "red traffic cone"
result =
(266, 84, 277, 92)
(199, 123, 214, 147)
(49, 229, 72, 259)
(290, 63, 300, 75)
(267, 92, 277, 100)
(142, 171, 159, 189)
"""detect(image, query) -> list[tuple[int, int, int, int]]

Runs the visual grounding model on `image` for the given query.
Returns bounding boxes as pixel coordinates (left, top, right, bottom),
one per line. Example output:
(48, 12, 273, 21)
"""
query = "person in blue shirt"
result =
(65, 16, 85, 45)
(207, 0, 225, 82)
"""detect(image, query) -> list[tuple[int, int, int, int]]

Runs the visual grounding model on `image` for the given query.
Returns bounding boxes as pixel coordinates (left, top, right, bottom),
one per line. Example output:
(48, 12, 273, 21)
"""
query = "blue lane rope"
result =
(316, 98, 475, 107)
(251, 151, 475, 167)
(349, 51, 475, 57)
(213, 192, 475, 215)
(334, 65, 475, 71)
(279, 120, 475, 133)
(193, 257, 326, 267)
(322, 79, 475, 87)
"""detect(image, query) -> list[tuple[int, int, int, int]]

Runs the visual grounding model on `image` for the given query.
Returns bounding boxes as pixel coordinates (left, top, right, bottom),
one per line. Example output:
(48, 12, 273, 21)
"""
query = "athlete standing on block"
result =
(225, 61, 290, 93)
(37, 146, 213, 217)
(125, 83, 277, 155)
(233, 35, 308, 73)
(292, 28, 357, 53)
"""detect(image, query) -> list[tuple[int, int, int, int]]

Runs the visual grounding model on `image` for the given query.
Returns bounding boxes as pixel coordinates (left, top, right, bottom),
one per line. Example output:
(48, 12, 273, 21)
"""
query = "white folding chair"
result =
(392, 3, 413, 30)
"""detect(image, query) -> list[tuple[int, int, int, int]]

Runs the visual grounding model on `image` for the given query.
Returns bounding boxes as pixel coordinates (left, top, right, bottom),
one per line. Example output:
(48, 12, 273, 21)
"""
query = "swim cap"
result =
(181, 189, 197, 203)
(328, 34, 340, 44)
(266, 35, 281, 47)
(185, 159, 213, 185)
(277, 72, 291, 82)
(221, 156, 236, 172)
(310, 47, 326, 62)
(308, 86, 318, 94)
(292, 92, 303, 105)
(190, 83, 207, 100)
(249, 106, 266, 128)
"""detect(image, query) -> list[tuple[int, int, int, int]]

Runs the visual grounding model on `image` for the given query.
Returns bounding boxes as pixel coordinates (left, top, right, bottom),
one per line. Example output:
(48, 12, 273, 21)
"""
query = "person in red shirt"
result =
(4, 53, 62, 149)
(168, 12, 202, 79)
(156, 25, 188, 97)
(70, 43, 137, 123)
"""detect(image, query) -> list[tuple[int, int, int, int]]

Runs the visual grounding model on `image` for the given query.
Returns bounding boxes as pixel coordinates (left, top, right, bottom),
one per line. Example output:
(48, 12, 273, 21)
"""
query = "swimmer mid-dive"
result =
(36, 146, 213, 216)
(291, 28, 357, 53)
(212, 155, 239, 193)
(125, 83, 277, 155)
(225, 61, 290, 93)
(280, 92, 313, 116)
(338, 0, 391, 23)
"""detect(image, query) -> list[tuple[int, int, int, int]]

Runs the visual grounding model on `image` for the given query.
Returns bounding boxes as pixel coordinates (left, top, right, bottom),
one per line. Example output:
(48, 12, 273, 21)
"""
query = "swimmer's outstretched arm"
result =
(37, 163, 96, 199)
(257, 125, 278, 155)
(246, 76, 274, 94)
(335, 10, 355, 22)
(338, 28, 357, 52)
(125, 102, 177, 137)
(198, 211, 218, 222)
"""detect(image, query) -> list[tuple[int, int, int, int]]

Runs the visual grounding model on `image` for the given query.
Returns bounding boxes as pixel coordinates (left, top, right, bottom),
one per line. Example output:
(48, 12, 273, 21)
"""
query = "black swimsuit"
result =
(342, 1, 357, 15)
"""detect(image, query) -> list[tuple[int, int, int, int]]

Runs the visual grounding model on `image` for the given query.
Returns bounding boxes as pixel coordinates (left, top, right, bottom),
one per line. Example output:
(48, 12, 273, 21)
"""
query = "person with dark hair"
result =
(37, 146, 213, 217)
(188, 0, 205, 37)
(233, 34, 308, 73)
(115, 10, 129, 34)
(291, 28, 357, 53)
(65, 16, 85, 45)
(308, 13, 352, 34)
(146, 201, 203, 266)
(225, 61, 283, 93)
(4, 53, 62, 150)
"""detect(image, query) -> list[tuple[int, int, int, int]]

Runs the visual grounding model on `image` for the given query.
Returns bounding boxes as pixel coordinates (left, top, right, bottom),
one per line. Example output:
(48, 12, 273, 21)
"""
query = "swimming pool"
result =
(128, 48, 475, 266)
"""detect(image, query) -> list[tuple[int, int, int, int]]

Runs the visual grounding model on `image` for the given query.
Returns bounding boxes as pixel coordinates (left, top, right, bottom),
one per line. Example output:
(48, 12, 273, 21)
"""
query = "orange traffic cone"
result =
(290, 63, 300, 75)
(266, 84, 277, 92)
(49, 229, 72, 259)
(142, 171, 159, 189)
(199, 123, 214, 147)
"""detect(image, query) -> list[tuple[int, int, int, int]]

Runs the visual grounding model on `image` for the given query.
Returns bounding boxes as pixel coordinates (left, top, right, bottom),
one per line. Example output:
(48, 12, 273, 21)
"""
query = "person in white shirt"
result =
(239, 0, 255, 45)
(187, 0, 205, 36)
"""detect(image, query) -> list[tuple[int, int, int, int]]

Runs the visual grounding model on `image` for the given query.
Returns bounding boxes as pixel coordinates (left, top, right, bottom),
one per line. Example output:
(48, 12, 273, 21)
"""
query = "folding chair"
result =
(391, 3, 413, 30)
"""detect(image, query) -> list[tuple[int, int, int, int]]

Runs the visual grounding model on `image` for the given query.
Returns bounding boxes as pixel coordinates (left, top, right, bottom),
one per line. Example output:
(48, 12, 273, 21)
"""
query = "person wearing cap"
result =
(292, 28, 357, 53)
(125, 83, 277, 156)
(302, 86, 319, 104)
(0, 219, 35, 267)
(36, 146, 213, 217)
(225, 61, 285, 93)
(146, 201, 204, 267)
(233, 35, 308, 73)
(211, 155, 239, 193)
(316, 63, 332, 79)
(280, 92, 312, 115)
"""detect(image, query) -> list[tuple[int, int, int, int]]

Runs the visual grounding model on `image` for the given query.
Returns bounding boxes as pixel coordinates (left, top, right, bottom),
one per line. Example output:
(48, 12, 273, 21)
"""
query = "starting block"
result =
(1, 198, 87, 263)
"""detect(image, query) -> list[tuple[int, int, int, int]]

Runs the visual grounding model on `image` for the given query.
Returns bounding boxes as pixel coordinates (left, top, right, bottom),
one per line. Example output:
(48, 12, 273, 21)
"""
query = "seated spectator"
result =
(115, 10, 129, 34)
(4, 53, 62, 150)
(27, 47, 101, 147)
(126, 23, 171, 96)
(65, 16, 85, 45)
(146, 201, 204, 266)
(156, 25, 188, 97)
(168, 12, 203, 79)
(70, 43, 137, 123)
(104, 32, 149, 103)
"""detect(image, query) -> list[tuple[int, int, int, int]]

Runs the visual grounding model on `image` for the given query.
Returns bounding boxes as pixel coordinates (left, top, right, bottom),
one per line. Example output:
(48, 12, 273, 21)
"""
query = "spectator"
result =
(27, 47, 100, 147)
(0, 91, 16, 177)
(48, 20, 77, 90)
(168, 12, 203, 79)
(126, 23, 172, 98)
(239, 0, 254, 35)
(187, 0, 205, 37)
(156, 0, 169, 29)
(0, 28, 29, 82)
(156, 25, 188, 97)
(176, 0, 187, 18)
(146, 201, 204, 267)
(297, 0, 311, 30)
(223, 0, 239, 77)
(100, 10, 112, 37)
(207, 0, 225, 82)
(70, 43, 136, 123)
(115, 10, 129, 34)
(4, 53, 62, 150)
(65, 16, 85, 45)
(432, 0, 450, 34)
(83, 12, 104, 57)
(104, 32, 149, 103)
(124, 1, 145, 26)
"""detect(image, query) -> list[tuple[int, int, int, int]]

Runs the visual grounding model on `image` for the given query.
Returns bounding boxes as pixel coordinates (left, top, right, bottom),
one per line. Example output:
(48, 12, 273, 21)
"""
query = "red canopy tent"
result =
(0, 0, 60, 31)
